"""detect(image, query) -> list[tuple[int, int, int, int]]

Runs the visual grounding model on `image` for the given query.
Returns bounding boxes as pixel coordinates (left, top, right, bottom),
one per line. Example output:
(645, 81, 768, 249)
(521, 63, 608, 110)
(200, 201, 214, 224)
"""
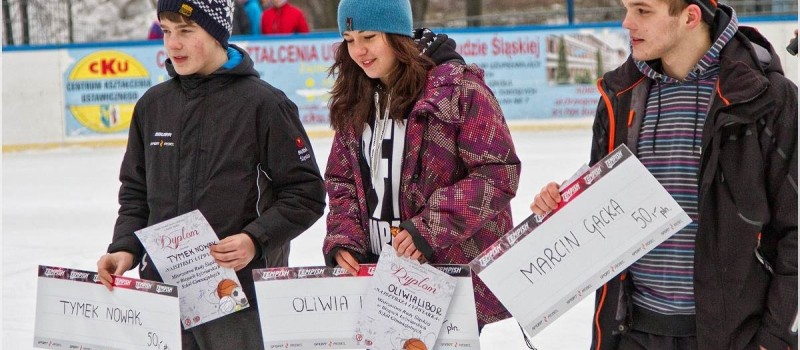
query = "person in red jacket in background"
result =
(147, 19, 163, 39)
(260, 0, 309, 34)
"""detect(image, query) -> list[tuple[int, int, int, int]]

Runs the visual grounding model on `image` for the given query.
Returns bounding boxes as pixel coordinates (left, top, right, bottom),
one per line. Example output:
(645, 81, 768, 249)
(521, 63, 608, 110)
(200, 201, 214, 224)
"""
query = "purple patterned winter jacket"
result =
(323, 62, 521, 326)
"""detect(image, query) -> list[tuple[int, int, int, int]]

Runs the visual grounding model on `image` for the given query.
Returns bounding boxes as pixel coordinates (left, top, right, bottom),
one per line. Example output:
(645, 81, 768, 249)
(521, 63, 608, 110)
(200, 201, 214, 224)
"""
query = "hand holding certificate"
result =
(135, 209, 248, 329)
(34, 266, 179, 350)
(470, 145, 691, 338)
(357, 246, 457, 350)
(254, 264, 479, 350)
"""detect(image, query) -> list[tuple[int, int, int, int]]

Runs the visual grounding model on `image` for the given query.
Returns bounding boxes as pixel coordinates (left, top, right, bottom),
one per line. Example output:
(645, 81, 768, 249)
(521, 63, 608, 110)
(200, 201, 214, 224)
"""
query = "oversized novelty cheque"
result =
(34, 266, 179, 350)
(470, 144, 691, 338)
(135, 209, 248, 329)
(254, 263, 478, 349)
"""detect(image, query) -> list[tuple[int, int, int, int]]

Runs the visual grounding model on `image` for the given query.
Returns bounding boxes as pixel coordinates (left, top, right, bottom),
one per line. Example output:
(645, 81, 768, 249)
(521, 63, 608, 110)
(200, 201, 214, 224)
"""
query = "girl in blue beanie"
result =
(323, 0, 521, 336)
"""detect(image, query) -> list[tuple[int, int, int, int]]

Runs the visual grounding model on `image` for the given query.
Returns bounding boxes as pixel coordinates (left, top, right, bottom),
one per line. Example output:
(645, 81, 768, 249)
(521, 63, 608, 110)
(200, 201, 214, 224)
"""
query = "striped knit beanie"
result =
(158, 0, 234, 47)
(337, 0, 413, 37)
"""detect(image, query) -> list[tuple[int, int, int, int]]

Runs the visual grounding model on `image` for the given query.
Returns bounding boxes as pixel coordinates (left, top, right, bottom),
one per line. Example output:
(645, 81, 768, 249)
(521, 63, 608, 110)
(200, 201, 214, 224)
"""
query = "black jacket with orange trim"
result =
(589, 22, 798, 350)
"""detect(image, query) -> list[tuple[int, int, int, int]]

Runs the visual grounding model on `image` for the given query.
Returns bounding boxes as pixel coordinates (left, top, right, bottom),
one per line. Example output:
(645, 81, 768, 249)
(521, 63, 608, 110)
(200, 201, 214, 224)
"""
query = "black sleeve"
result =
(757, 74, 798, 349)
(107, 104, 148, 268)
(243, 98, 326, 247)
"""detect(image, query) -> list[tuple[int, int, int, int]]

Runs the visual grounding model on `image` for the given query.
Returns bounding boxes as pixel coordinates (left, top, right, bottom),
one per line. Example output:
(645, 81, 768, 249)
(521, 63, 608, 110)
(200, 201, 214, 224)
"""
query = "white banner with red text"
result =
(34, 266, 179, 350)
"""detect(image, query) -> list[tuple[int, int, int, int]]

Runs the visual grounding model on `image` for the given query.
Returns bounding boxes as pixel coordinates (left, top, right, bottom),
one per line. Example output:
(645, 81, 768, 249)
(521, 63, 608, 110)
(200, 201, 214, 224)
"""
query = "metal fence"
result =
(3, 0, 158, 46)
(420, 0, 797, 27)
(3, 0, 797, 46)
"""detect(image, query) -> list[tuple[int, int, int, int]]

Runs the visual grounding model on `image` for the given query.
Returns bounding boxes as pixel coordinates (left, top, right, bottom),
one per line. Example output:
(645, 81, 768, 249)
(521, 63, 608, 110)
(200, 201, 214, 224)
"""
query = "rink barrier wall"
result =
(3, 17, 796, 153)
(0, 119, 595, 153)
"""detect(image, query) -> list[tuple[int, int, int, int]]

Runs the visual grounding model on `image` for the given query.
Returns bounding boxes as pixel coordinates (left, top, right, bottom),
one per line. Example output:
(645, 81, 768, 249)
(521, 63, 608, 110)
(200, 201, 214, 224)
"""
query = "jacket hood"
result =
(601, 5, 782, 105)
(165, 44, 260, 80)
(405, 29, 471, 122)
(735, 26, 784, 77)
(414, 28, 466, 65)
(412, 62, 486, 123)
(714, 4, 785, 107)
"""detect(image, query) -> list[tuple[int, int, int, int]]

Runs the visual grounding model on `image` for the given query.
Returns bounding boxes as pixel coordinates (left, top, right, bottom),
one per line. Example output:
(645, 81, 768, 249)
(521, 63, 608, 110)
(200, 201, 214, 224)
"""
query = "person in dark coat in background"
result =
(232, 0, 251, 35)
(147, 18, 163, 39)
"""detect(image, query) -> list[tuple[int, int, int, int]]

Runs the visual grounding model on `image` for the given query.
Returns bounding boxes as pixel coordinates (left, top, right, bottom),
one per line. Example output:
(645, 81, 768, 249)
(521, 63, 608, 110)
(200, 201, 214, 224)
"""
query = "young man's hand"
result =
(96, 251, 134, 291)
(530, 181, 562, 216)
(210, 233, 257, 271)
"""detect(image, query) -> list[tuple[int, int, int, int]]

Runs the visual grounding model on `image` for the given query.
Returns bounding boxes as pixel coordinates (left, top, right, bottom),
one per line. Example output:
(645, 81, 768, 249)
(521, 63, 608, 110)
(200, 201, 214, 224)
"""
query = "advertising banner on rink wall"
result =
(447, 28, 628, 120)
(61, 28, 628, 140)
(63, 47, 167, 138)
(4, 19, 794, 147)
(241, 38, 340, 125)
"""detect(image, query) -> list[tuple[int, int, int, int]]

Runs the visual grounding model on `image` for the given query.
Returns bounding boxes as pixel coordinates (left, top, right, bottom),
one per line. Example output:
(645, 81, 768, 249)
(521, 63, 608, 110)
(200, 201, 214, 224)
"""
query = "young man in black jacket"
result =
(531, 1, 797, 349)
(96, 0, 325, 348)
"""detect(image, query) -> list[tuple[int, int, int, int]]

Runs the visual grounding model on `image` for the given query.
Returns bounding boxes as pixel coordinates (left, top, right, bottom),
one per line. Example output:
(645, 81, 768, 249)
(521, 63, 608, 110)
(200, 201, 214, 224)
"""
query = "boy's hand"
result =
(210, 233, 257, 271)
(96, 251, 134, 291)
(530, 181, 562, 216)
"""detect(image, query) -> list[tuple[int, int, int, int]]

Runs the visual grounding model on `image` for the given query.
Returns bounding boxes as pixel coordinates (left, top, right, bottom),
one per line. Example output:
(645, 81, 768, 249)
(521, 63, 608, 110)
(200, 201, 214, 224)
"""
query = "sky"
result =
(3, 128, 599, 349)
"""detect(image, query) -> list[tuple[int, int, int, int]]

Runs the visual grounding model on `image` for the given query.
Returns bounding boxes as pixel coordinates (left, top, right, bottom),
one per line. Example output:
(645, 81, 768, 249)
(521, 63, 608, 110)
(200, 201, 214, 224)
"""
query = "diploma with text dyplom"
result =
(135, 209, 248, 329)
(470, 144, 691, 338)
(357, 247, 457, 350)
(253, 264, 478, 350)
(34, 266, 179, 350)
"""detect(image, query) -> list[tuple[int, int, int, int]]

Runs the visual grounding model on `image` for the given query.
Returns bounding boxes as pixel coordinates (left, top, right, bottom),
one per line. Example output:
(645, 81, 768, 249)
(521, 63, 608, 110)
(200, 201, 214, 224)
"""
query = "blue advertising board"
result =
(62, 27, 629, 138)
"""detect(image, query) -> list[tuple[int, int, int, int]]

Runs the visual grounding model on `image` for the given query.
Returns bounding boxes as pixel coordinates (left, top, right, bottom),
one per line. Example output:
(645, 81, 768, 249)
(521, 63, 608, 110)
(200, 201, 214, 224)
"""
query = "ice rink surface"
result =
(4, 127, 598, 349)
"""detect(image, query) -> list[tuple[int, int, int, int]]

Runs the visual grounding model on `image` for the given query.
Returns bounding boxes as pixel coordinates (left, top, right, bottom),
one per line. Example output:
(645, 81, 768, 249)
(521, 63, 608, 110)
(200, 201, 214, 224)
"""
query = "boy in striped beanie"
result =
(97, 1, 326, 350)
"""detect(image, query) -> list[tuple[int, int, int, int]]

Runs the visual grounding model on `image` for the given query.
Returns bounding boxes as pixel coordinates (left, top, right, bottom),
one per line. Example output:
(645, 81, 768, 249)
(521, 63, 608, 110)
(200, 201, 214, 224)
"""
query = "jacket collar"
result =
(165, 44, 259, 94)
(713, 28, 774, 108)
(602, 7, 777, 111)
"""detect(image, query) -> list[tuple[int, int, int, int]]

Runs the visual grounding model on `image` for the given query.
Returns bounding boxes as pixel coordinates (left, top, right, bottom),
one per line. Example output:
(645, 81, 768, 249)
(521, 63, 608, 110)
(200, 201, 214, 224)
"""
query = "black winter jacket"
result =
(589, 13, 798, 350)
(108, 45, 326, 305)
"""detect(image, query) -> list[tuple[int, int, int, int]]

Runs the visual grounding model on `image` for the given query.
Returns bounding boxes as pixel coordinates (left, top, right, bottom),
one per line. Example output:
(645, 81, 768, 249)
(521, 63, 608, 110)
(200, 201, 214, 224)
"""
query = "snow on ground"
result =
(3, 128, 596, 349)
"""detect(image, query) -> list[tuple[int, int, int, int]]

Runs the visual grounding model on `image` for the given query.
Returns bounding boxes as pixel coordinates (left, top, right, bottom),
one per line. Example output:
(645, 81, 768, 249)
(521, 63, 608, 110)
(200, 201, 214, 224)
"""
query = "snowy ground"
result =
(3, 127, 597, 349)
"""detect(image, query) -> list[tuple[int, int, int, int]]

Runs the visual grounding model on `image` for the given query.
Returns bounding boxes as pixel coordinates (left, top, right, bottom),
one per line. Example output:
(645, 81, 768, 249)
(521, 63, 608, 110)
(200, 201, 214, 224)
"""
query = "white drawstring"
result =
(369, 91, 391, 187)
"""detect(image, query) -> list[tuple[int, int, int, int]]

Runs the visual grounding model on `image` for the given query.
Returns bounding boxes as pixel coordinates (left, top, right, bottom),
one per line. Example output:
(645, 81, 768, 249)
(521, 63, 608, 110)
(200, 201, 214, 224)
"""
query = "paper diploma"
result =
(34, 266, 179, 350)
(470, 144, 691, 338)
(356, 247, 457, 350)
(135, 209, 248, 329)
(254, 264, 478, 350)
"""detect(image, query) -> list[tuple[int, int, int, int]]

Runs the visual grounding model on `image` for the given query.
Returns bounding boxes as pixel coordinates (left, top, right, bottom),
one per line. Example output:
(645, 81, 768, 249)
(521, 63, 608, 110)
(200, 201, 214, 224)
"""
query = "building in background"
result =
(546, 32, 627, 85)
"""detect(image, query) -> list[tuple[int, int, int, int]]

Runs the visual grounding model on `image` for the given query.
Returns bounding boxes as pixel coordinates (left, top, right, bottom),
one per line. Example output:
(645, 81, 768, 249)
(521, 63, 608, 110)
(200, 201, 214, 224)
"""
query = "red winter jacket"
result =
(260, 3, 309, 34)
